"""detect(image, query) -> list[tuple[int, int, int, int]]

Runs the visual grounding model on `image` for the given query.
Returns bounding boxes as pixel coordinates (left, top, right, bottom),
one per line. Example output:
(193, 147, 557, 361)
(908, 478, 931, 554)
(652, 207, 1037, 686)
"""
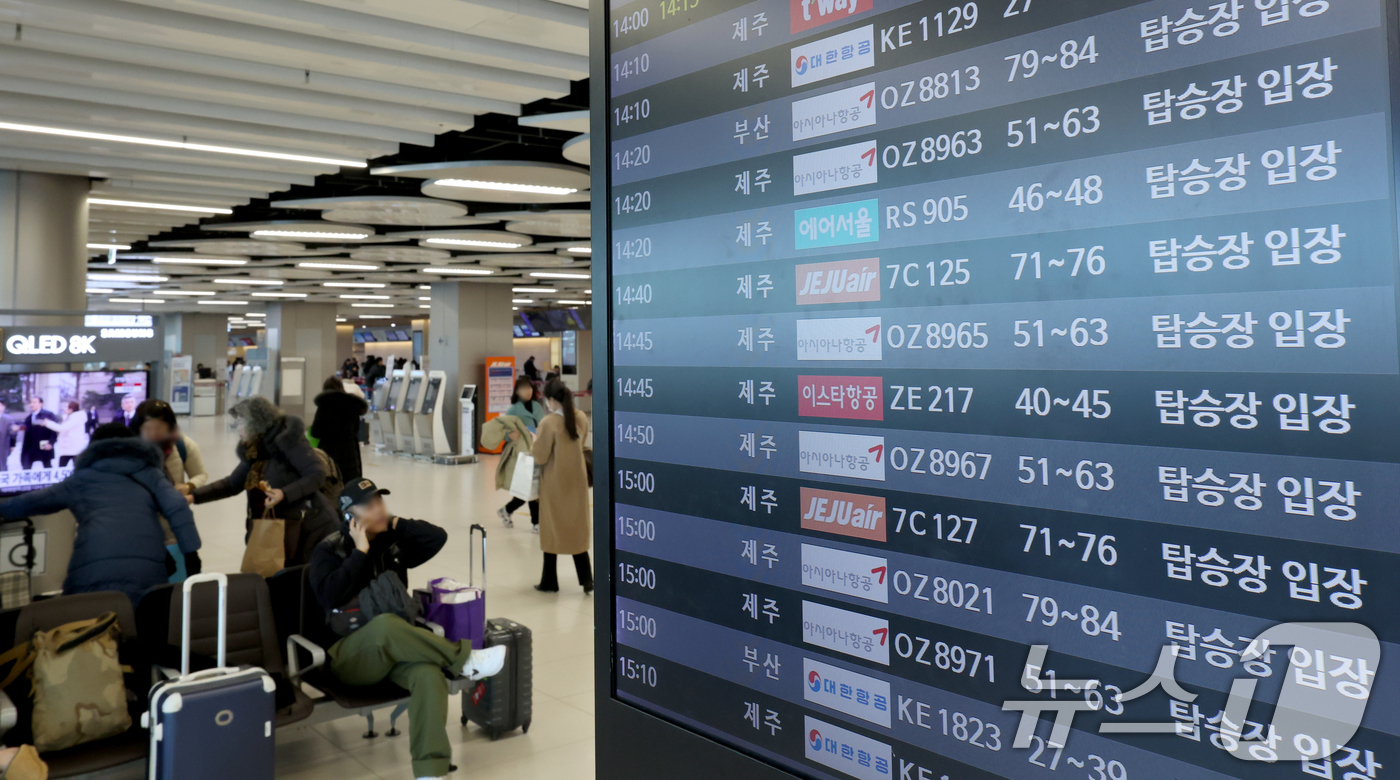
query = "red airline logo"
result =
(790, 0, 869, 34)
(798, 375, 883, 420)
(796, 258, 880, 305)
(800, 487, 886, 541)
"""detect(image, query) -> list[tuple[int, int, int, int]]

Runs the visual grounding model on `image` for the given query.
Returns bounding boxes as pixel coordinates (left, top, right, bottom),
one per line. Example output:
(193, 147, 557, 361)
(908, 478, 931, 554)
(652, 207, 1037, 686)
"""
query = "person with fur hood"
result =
(191, 396, 337, 566)
(310, 376, 369, 482)
(0, 423, 201, 606)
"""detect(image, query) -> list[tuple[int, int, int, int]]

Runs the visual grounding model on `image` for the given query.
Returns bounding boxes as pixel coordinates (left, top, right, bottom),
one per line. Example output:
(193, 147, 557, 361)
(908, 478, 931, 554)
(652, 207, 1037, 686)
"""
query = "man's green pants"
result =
(328, 614, 473, 778)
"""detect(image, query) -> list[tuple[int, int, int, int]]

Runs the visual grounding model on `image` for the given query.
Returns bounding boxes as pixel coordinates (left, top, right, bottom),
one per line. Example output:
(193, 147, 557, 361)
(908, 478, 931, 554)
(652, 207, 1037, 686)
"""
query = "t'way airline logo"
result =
(791, 0, 869, 34)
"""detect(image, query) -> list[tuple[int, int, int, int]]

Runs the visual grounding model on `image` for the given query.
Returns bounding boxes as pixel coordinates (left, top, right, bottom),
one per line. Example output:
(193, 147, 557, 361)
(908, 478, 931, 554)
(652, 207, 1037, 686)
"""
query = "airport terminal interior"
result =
(0, 0, 1394, 779)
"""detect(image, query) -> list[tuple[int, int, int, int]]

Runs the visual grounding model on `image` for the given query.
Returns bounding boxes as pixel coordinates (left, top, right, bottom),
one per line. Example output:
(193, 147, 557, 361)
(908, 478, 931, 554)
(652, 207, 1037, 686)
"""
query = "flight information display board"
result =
(601, 0, 1397, 778)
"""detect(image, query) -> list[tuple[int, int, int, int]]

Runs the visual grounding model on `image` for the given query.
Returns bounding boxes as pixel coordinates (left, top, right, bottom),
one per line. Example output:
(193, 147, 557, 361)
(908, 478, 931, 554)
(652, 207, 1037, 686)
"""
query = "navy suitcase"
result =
(145, 573, 276, 780)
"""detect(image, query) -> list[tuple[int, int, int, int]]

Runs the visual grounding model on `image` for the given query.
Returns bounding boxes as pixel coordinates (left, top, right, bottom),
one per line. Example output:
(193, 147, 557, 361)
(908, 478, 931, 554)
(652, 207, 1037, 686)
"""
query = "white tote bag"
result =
(509, 453, 540, 501)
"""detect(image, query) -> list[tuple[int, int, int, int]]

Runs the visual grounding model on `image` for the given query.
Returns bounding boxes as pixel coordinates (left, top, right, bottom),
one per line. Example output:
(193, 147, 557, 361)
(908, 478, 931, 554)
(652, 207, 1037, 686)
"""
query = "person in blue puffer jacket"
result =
(0, 423, 202, 607)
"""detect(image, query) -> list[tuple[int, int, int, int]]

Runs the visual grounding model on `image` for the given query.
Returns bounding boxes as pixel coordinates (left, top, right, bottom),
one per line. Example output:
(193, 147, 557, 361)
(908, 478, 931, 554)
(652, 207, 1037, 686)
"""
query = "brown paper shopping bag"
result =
(240, 507, 286, 577)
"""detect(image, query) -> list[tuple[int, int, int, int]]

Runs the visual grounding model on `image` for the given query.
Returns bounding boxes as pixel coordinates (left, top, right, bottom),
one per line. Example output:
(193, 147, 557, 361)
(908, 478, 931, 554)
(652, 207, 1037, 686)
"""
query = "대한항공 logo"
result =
(803, 715, 892, 779)
(791, 0, 869, 34)
(791, 26, 875, 88)
(803, 657, 892, 727)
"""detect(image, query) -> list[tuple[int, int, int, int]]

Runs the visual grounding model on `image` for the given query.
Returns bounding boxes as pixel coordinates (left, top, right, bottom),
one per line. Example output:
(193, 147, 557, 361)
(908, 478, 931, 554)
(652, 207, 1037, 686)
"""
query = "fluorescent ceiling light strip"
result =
(323, 282, 385, 288)
(86, 287, 114, 294)
(423, 238, 523, 248)
(512, 287, 556, 293)
(298, 261, 380, 270)
(108, 297, 162, 304)
(530, 272, 589, 279)
(88, 273, 166, 282)
(88, 198, 232, 215)
(558, 300, 591, 305)
(420, 268, 492, 275)
(87, 243, 131, 250)
(339, 294, 390, 300)
(418, 297, 431, 301)
(153, 257, 248, 266)
(253, 230, 370, 240)
(215, 278, 282, 285)
(246, 313, 266, 317)
(432, 179, 577, 195)
(566, 247, 591, 254)
(197, 300, 248, 305)
(352, 303, 394, 308)
(250, 292, 307, 298)
(359, 314, 391, 319)
(160, 291, 217, 297)
(419, 305, 430, 309)
(512, 298, 534, 303)
(0, 120, 365, 167)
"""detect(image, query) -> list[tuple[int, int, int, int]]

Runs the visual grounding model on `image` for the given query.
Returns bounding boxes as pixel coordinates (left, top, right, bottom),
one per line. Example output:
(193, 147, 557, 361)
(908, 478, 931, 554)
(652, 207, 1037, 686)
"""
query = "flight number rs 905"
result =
(886, 196, 968, 227)
(616, 470, 656, 493)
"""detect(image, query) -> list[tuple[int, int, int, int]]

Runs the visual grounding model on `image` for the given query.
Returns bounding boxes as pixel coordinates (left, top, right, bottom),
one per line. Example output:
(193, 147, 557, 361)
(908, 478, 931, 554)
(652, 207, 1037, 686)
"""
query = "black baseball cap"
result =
(339, 478, 390, 512)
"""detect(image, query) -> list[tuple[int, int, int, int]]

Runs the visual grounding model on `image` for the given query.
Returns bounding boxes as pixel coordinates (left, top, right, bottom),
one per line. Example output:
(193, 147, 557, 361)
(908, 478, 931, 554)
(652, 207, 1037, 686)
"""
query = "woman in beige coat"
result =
(531, 379, 593, 593)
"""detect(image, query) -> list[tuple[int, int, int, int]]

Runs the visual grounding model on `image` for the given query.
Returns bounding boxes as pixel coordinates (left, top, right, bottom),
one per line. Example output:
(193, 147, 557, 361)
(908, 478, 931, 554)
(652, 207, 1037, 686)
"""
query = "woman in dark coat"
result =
(192, 397, 337, 566)
(0, 423, 201, 606)
(311, 376, 369, 481)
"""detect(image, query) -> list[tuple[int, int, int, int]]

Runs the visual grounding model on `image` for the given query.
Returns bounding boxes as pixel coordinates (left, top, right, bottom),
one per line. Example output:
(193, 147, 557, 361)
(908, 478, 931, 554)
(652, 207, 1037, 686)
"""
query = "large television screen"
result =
(0, 370, 149, 496)
(599, 1, 1399, 779)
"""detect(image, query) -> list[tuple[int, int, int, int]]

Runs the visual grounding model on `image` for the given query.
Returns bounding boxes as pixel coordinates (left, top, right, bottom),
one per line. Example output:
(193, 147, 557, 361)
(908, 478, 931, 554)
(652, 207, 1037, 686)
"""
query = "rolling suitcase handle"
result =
(469, 523, 486, 587)
(181, 572, 228, 677)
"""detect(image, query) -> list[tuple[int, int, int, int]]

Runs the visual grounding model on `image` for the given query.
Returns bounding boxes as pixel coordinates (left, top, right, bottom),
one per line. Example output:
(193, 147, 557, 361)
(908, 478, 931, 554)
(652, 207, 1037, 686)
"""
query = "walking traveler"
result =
(190, 396, 337, 567)
(308, 479, 505, 780)
(311, 376, 370, 482)
(497, 376, 544, 530)
(531, 379, 593, 593)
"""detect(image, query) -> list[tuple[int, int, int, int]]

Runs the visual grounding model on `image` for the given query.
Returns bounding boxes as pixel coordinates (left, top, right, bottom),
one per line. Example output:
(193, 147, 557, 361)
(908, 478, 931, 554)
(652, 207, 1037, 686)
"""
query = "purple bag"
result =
(422, 524, 489, 645)
(423, 578, 485, 645)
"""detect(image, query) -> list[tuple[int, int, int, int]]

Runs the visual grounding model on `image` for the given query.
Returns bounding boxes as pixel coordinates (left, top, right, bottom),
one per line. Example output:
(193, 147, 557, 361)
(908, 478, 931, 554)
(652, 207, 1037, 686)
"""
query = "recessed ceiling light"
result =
(432, 179, 578, 196)
(88, 198, 232, 215)
(253, 230, 371, 240)
(340, 294, 390, 300)
(197, 300, 248, 305)
(352, 303, 394, 308)
(88, 273, 167, 282)
(87, 243, 131, 251)
(512, 307, 518, 311)
(512, 298, 534, 303)
(160, 291, 218, 297)
(558, 300, 591, 305)
(530, 272, 590, 279)
(585, 289, 592, 294)
(323, 282, 386, 288)
(513, 287, 556, 293)
(215, 278, 282, 285)
(420, 268, 492, 275)
(423, 238, 524, 249)
(85, 287, 114, 294)
(108, 297, 163, 304)
(152, 257, 248, 266)
(250, 292, 308, 298)
(298, 261, 380, 271)
(566, 247, 591, 254)
(0, 121, 366, 167)
(359, 314, 391, 319)
(336, 317, 347, 322)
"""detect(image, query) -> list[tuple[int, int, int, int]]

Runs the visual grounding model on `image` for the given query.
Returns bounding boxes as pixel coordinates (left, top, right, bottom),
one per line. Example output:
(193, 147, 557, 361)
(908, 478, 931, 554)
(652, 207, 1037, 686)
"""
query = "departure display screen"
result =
(602, 0, 1397, 778)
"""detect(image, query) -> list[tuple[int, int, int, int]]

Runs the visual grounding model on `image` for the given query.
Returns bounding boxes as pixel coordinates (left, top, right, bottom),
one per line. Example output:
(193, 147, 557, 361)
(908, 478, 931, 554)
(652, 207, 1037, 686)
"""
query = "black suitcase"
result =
(459, 618, 532, 739)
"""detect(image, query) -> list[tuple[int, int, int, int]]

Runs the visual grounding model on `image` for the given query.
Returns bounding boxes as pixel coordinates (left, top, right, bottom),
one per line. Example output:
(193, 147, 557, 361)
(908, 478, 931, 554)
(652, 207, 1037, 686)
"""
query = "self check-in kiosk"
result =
(414, 370, 448, 458)
(367, 377, 390, 449)
(244, 365, 263, 398)
(379, 370, 407, 452)
(395, 370, 425, 456)
(229, 364, 246, 399)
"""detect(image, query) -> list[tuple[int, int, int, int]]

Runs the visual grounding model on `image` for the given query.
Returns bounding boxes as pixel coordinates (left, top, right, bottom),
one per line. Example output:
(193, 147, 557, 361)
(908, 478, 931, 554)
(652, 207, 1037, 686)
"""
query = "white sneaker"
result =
(532, 524, 539, 534)
(497, 506, 514, 527)
(461, 645, 507, 680)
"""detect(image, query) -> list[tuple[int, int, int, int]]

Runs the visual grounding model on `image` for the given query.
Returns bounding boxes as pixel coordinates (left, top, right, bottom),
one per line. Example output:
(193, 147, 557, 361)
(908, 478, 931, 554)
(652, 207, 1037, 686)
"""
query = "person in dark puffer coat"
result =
(192, 396, 337, 567)
(310, 376, 369, 482)
(0, 423, 201, 606)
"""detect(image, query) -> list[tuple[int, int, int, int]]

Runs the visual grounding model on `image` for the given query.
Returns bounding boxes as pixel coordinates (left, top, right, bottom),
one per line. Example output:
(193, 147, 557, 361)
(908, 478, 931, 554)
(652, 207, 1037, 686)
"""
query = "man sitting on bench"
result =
(308, 478, 506, 780)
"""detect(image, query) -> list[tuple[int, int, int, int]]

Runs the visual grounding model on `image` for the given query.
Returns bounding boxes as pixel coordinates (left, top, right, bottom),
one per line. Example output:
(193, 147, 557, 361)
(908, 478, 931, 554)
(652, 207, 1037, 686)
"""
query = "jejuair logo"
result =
(808, 670, 823, 693)
(795, 258, 880, 304)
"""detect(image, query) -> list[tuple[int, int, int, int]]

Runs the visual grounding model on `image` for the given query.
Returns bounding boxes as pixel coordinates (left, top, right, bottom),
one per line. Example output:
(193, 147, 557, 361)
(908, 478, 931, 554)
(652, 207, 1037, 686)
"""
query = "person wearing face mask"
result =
(132, 399, 208, 580)
(191, 396, 337, 567)
(308, 480, 505, 780)
(531, 379, 593, 593)
(497, 376, 544, 531)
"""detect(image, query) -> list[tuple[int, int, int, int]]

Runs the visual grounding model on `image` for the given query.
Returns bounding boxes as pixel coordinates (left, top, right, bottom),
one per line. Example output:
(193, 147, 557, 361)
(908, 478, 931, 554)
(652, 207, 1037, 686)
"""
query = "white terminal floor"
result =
(181, 415, 596, 780)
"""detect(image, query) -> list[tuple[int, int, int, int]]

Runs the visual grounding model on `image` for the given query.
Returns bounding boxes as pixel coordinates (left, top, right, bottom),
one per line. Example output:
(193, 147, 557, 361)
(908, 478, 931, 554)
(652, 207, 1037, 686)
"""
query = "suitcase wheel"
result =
(522, 721, 530, 734)
(488, 728, 500, 741)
